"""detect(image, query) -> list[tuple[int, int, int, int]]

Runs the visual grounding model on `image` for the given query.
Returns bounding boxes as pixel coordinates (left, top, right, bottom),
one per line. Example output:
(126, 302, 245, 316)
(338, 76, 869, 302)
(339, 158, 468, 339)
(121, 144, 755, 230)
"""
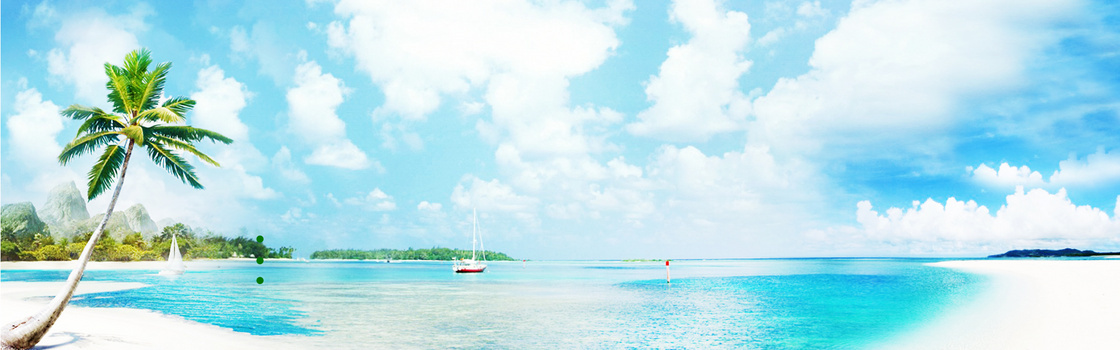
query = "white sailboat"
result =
(159, 234, 185, 275)
(453, 210, 487, 273)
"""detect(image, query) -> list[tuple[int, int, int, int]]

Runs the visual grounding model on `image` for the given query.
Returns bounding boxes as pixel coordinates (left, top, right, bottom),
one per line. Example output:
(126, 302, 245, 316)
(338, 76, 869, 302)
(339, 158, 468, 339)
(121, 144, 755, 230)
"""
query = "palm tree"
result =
(1, 48, 231, 350)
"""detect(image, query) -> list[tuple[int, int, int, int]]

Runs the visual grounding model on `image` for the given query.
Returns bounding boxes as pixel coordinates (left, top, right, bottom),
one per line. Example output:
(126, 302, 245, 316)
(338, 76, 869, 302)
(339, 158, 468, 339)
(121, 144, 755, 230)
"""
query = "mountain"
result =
(1, 202, 49, 241)
(122, 204, 159, 238)
(86, 204, 159, 240)
(39, 181, 92, 240)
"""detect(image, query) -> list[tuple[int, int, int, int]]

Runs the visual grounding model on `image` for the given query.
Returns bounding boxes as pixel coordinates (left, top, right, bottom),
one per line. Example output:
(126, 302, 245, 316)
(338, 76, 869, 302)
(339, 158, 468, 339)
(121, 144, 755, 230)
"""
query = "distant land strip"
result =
(988, 248, 1120, 258)
(310, 248, 515, 261)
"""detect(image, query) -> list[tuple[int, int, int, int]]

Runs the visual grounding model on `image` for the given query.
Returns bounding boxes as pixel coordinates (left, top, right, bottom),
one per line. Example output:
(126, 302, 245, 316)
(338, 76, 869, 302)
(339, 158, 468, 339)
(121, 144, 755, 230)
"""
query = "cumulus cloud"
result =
(1050, 149, 1120, 187)
(627, 0, 752, 141)
(750, 0, 1080, 158)
(327, 0, 629, 120)
(829, 187, 1120, 254)
(346, 188, 397, 211)
(286, 60, 374, 170)
(4, 87, 78, 194)
(969, 149, 1120, 189)
(46, 6, 146, 104)
(968, 163, 1045, 189)
(451, 176, 538, 213)
(190, 64, 279, 200)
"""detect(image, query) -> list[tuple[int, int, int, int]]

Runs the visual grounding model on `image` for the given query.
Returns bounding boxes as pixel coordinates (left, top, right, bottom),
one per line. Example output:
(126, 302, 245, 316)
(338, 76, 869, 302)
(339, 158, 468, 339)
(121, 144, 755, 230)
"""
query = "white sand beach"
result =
(884, 259, 1120, 349)
(1, 262, 311, 350)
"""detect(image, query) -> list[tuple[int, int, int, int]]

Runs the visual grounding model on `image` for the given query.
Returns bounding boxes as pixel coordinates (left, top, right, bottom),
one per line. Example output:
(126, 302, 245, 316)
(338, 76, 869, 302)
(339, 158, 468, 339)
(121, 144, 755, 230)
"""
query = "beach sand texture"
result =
(1, 262, 309, 349)
(2, 260, 1118, 349)
(884, 259, 1120, 349)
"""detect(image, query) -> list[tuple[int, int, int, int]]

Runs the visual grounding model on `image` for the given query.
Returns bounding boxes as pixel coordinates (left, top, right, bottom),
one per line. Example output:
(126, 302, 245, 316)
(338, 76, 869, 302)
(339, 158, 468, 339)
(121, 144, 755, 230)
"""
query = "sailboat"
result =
(453, 210, 487, 273)
(159, 234, 185, 275)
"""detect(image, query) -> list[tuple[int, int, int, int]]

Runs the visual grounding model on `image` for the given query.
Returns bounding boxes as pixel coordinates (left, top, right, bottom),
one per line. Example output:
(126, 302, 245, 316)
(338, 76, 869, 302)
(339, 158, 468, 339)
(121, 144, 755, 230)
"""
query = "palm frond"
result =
(137, 62, 171, 111)
(160, 96, 195, 118)
(62, 105, 109, 121)
(74, 114, 126, 136)
(146, 142, 203, 189)
(123, 49, 152, 80)
(121, 125, 145, 146)
(148, 125, 233, 144)
(151, 135, 220, 167)
(137, 106, 185, 124)
(105, 63, 134, 114)
(59, 131, 122, 165)
(86, 145, 126, 200)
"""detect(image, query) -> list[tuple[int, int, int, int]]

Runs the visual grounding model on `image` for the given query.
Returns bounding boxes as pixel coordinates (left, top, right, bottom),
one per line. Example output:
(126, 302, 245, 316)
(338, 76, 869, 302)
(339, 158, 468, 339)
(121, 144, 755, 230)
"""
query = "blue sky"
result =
(2, 0, 1118, 259)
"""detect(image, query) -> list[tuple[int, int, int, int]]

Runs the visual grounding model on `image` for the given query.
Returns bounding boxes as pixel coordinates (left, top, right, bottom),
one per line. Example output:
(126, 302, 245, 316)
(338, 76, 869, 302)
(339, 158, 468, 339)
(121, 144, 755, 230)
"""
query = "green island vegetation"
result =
(988, 248, 1120, 258)
(1, 223, 294, 262)
(311, 248, 515, 261)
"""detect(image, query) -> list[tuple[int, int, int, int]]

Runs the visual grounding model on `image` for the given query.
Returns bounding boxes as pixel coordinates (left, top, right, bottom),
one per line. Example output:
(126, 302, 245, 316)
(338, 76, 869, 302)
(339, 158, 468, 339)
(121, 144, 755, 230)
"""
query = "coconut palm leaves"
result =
(57, 48, 231, 200)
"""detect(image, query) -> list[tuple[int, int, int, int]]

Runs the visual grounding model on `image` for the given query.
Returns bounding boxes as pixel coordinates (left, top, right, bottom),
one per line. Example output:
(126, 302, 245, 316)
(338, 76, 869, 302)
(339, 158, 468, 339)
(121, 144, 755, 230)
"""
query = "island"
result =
(310, 248, 515, 261)
(988, 248, 1120, 258)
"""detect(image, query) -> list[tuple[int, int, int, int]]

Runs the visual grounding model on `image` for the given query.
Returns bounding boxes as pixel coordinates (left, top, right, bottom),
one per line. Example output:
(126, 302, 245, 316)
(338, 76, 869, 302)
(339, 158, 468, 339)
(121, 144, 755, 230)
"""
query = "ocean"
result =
(1, 259, 986, 349)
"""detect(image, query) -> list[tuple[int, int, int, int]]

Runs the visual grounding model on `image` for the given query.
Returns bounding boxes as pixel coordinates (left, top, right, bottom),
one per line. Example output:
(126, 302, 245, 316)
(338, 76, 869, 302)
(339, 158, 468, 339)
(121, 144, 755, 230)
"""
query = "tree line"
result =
(310, 247, 515, 261)
(1, 223, 294, 261)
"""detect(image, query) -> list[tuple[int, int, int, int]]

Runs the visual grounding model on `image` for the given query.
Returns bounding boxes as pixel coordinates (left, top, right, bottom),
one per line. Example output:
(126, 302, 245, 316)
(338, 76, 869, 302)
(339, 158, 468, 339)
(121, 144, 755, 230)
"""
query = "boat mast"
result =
(471, 209, 478, 261)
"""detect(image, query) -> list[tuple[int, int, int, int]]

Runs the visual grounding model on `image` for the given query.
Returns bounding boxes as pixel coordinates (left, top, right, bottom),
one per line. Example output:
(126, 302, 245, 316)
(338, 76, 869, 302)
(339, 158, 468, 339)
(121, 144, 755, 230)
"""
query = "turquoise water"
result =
(1, 259, 985, 349)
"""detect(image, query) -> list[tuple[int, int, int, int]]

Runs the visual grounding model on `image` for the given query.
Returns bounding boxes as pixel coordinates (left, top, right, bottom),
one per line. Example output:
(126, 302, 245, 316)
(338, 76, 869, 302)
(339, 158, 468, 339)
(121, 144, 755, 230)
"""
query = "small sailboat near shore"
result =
(159, 234, 185, 275)
(453, 210, 487, 273)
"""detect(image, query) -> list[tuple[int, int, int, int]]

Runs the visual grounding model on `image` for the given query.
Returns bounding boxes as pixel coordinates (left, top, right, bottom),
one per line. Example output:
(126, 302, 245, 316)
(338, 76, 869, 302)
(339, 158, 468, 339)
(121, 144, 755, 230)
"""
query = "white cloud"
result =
(327, 0, 630, 120)
(1050, 149, 1120, 187)
(286, 60, 374, 170)
(969, 149, 1120, 190)
(836, 187, 1120, 253)
(271, 146, 310, 184)
(627, 0, 752, 141)
(191, 65, 252, 141)
(305, 141, 374, 170)
(418, 201, 442, 212)
(750, 0, 1080, 158)
(7, 88, 64, 171)
(4, 87, 79, 195)
(968, 163, 1046, 189)
(190, 64, 279, 200)
(451, 176, 538, 214)
(346, 188, 397, 211)
(46, 7, 146, 104)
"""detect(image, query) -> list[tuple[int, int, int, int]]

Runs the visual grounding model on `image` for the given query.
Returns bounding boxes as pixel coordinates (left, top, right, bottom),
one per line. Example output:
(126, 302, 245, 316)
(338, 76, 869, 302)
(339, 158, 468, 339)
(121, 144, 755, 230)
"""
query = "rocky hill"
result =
(3, 181, 162, 241)
(1, 202, 49, 241)
(39, 182, 92, 240)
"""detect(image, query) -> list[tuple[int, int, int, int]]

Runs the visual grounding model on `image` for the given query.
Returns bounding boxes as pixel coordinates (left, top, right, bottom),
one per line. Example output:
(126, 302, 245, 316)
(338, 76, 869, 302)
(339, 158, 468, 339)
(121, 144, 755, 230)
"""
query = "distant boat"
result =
(453, 210, 487, 273)
(159, 234, 185, 275)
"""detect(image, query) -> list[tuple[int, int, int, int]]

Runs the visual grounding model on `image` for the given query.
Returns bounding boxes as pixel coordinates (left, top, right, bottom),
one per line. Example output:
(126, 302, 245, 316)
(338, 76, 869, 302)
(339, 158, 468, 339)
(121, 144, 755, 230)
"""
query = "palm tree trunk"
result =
(1, 141, 135, 350)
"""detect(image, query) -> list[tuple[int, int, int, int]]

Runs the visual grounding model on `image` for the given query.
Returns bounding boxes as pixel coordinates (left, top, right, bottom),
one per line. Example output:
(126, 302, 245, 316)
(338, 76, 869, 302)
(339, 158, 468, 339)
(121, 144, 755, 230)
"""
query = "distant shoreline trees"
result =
(310, 248, 514, 261)
(0, 223, 294, 262)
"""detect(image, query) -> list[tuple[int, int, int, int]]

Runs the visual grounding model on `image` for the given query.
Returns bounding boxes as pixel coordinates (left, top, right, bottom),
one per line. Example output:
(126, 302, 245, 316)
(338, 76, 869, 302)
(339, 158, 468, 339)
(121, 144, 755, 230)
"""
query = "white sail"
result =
(453, 209, 487, 273)
(160, 234, 185, 275)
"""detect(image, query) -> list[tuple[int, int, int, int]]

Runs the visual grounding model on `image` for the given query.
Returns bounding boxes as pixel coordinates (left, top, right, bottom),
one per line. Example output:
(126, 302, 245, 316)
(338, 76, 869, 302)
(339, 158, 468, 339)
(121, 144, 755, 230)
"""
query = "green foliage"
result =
(310, 247, 515, 261)
(0, 223, 293, 262)
(1, 240, 22, 261)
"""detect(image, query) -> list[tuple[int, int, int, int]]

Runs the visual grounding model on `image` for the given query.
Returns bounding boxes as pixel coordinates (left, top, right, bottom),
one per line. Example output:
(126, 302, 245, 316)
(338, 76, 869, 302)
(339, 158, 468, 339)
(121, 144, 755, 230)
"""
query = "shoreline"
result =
(882, 259, 1120, 349)
(0, 280, 311, 349)
(4, 259, 1119, 348)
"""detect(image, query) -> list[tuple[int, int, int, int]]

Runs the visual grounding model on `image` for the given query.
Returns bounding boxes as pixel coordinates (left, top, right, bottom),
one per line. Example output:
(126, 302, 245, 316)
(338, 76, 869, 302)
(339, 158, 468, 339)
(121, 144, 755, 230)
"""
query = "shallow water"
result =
(2, 259, 985, 349)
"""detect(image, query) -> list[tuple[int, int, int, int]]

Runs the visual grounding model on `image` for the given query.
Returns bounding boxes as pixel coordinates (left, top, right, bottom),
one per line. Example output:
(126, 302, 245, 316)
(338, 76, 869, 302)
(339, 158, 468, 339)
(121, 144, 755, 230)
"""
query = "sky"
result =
(2, 0, 1119, 259)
